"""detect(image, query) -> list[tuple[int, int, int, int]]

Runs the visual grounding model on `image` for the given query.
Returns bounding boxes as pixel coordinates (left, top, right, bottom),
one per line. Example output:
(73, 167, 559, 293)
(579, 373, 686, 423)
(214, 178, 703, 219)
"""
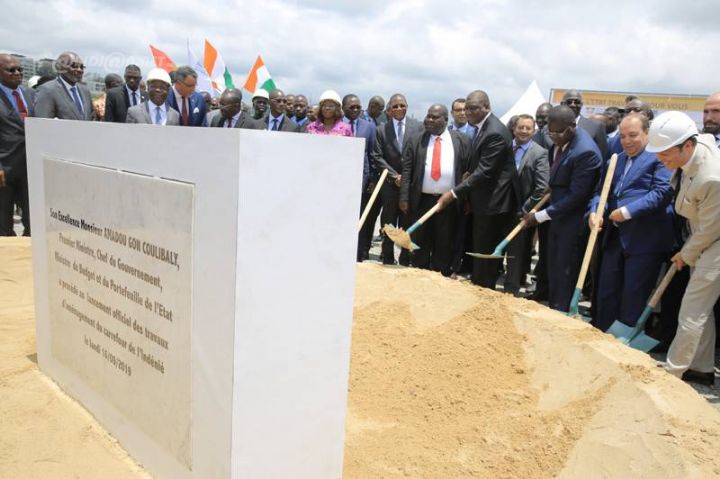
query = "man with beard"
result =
(0, 53, 35, 236)
(125, 68, 179, 125)
(400, 104, 470, 275)
(35, 52, 93, 120)
(703, 92, 720, 146)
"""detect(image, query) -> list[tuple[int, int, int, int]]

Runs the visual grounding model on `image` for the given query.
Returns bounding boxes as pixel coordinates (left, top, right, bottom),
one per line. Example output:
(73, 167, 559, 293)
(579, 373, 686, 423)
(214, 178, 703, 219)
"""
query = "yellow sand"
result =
(2, 239, 719, 478)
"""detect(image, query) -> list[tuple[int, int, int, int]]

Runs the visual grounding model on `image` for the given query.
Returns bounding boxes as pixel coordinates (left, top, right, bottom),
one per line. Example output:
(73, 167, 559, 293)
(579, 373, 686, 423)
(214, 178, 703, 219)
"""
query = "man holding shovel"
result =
(648, 112, 720, 385)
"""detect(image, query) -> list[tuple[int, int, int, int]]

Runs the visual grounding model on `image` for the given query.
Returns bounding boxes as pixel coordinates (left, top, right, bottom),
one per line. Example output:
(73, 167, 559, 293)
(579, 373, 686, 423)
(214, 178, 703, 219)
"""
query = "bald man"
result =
(0, 53, 35, 236)
(35, 51, 93, 120)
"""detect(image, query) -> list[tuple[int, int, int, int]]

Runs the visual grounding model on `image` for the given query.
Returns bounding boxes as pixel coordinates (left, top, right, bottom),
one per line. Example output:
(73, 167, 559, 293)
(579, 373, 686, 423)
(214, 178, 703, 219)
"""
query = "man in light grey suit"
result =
(35, 52, 93, 121)
(0, 53, 35, 235)
(126, 68, 180, 126)
(505, 114, 549, 294)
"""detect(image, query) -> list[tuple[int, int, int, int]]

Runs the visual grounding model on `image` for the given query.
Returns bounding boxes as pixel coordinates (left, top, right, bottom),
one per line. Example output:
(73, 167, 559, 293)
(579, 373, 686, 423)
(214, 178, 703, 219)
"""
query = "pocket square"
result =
(193, 107, 200, 114)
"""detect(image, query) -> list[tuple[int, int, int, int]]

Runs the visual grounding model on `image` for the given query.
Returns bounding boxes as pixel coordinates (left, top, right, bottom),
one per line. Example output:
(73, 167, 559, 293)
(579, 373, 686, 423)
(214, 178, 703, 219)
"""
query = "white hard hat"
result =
(253, 89, 269, 100)
(646, 111, 698, 153)
(318, 89, 342, 106)
(147, 68, 171, 85)
(28, 75, 41, 89)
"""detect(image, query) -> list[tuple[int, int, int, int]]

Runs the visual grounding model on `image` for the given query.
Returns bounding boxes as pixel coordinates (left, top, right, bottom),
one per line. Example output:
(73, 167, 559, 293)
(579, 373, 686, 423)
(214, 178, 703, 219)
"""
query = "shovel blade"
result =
(627, 333, 661, 352)
(607, 320, 637, 344)
(465, 252, 513, 260)
(383, 224, 418, 251)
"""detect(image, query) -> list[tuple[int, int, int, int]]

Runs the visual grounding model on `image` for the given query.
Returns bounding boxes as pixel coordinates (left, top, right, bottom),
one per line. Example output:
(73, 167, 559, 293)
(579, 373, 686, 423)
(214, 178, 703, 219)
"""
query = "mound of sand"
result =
(1, 239, 719, 478)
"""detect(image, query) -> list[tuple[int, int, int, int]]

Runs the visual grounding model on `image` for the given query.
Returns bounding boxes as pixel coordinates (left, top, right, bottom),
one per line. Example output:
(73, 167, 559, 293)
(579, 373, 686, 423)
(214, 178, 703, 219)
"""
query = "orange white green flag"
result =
(203, 39, 234, 91)
(242, 55, 276, 93)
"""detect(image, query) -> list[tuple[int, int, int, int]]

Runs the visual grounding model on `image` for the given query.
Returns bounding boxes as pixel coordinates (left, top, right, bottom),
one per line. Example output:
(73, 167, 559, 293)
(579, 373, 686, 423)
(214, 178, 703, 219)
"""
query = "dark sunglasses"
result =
(4, 67, 23, 73)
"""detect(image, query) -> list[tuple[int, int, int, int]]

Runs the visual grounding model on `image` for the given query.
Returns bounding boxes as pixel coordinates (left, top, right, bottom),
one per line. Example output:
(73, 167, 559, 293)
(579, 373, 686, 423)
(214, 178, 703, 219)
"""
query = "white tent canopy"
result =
(500, 80, 547, 125)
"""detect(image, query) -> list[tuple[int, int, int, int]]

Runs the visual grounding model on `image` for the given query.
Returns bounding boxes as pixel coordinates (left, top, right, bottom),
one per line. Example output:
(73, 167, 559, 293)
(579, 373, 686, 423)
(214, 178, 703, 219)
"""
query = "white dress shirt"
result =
(422, 129, 455, 194)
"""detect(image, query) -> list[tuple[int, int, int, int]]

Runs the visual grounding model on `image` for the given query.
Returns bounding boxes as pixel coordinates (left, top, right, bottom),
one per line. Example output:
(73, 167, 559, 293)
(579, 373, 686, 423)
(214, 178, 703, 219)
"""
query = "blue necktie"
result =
(70, 86, 84, 115)
(155, 106, 162, 125)
(271, 118, 278, 131)
(615, 157, 633, 195)
(132, 91, 138, 106)
(397, 121, 404, 148)
(350, 119, 355, 135)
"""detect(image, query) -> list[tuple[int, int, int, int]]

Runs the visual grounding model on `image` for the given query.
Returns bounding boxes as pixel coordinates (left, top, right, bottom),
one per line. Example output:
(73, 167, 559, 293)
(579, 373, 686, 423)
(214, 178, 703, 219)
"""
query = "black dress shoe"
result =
(681, 370, 715, 386)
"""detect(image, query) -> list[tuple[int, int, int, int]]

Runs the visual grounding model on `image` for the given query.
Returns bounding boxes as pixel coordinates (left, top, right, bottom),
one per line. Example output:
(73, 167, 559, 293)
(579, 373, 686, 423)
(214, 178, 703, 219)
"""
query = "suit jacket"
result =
(578, 116, 609, 160)
(452, 113, 520, 215)
(263, 114, 299, 132)
(126, 101, 181, 125)
(349, 117, 377, 188)
(210, 112, 263, 129)
(371, 117, 422, 183)
(545, 127, 601, 229)
(590, 148, 674, 255)
(35, 77, 93, 121)
(674, 134, 720, 266)
(532, 127, 553, 150)
(400, 129, 471, 214)
(104, 85, 147, 123)
(166, 89, 207, 127)
(516, 140, 549, 214)
(0, 86, 35, 179)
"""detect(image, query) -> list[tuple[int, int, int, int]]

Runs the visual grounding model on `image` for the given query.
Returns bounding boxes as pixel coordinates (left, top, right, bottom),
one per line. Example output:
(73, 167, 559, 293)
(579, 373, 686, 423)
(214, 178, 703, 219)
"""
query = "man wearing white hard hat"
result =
(126, 68, 180, 125)
(252, 88, 269, 120)
(648, 111, 720, 385)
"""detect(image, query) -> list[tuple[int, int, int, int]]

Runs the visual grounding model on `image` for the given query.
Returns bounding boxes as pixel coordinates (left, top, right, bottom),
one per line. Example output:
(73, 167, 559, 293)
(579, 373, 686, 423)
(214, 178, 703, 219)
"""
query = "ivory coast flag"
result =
(149, 45, 177, 73)
(242, 55, 276, 93)
(203, 39, 234, 91)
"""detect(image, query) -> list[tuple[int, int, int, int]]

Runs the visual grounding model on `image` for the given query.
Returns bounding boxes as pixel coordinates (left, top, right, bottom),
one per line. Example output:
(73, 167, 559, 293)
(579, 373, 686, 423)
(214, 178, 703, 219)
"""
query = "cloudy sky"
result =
(2, 0, 717, 117)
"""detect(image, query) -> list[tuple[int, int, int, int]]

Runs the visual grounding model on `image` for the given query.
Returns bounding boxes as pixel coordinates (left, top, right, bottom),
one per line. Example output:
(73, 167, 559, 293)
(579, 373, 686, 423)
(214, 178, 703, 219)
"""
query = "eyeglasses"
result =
(548, 126, 569, 136)
(563, 99, 582, 105)
(626, 107, 643, 113)
(69, 63, 85, 70)
(177, 79, 196, 89)
(4, 67, 23, 73)
(390, 104, 407, 109)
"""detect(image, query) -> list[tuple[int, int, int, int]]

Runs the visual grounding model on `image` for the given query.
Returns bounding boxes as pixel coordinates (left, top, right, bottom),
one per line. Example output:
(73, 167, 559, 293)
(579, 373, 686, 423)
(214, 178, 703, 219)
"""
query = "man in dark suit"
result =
(371, 93, 421, 265)
(104, 64, 147, 123)
(126, 68, 180, 126)
(364, 96, 387, 126)
(293, 94, 310, 129)
(211, 88, 262, 129)
(343, 94, 378, 261)
(505, 114, 549, 295)
(35, 52, 93, 121)
(436, 90, 520, 288)
(0, 53, 35, 236)
(523, 105, 602, 312)
(263, 89, 298, 132)
(561, 90, 609, 160)
(588, 114, 674, 331)
(166, 65, 207, 127)
(400, 104, 470, 275)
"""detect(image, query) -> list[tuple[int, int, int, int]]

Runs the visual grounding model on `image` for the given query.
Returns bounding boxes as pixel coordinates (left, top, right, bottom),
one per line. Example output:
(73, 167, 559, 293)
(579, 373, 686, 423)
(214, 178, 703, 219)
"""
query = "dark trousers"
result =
(451, 209, 473, 274)
(0, 173, 29, 236)
(470, 212, 514, 288)
(505, 224, 534, 293)
(533, 221, 550, 298)
(357, 187, 382, 261)
(547, 221, 583, 312)
(379, 183, 409, 265)
(592, 226, 665, 331)
(412, 193, 457, 276)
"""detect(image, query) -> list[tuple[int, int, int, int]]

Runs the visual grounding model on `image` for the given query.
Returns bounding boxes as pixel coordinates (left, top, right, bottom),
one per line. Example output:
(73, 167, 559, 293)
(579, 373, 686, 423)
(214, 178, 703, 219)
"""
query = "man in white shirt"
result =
(399, 104, 470, 275)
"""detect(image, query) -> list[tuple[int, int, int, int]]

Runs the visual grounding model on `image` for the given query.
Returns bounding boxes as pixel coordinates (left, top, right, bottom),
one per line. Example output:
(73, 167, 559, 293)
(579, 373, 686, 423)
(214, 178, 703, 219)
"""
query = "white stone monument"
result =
(26, 119, 364, 479)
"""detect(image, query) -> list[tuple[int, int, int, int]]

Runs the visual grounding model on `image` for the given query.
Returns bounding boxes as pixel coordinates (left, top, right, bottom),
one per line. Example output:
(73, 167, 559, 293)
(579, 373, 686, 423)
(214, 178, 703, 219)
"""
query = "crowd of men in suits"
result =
(1, 51, 719, 386)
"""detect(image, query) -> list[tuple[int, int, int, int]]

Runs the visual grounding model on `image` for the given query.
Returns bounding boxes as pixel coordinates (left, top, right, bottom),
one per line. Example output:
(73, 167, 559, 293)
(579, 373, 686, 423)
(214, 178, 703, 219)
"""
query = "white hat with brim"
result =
(147, 68, 172, 85)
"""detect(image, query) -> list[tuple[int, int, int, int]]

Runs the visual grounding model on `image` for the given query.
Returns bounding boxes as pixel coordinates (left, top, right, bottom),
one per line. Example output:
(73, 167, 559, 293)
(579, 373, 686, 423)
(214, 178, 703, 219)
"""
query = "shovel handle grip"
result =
(504, 193, 551, 244)
(575, 154, 618, 290)
(407, 204, 440, 234)
(647, 263, 678, 308)
(358, 169, 388, 232)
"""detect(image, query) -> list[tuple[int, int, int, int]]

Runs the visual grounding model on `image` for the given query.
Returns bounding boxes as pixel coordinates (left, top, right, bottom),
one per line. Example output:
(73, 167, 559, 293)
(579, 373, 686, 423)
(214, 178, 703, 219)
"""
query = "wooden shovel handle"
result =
(575, 154, 618, 290)
(358, 169, 389, 232)
(407, 204, 440, 235)
(647, 263, 678, 308)
(504, 193, 551, 243)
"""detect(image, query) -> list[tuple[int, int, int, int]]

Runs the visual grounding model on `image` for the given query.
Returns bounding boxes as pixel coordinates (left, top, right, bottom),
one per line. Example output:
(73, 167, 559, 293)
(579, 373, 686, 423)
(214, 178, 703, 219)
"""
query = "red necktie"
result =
(12, 91, 27, 122)
(226, 117, 232, 128)
(431, 136, 442, 181)
(181, 97, 189, 126)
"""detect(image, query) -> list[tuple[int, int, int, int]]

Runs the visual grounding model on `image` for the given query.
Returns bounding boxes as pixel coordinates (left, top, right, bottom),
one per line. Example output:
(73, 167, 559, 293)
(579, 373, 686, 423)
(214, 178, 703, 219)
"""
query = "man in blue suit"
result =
(166, 65, 207, 127)
(343, 94, 379, 261)
(524, 105, 602, 312)
(588, 114, 674, 331)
